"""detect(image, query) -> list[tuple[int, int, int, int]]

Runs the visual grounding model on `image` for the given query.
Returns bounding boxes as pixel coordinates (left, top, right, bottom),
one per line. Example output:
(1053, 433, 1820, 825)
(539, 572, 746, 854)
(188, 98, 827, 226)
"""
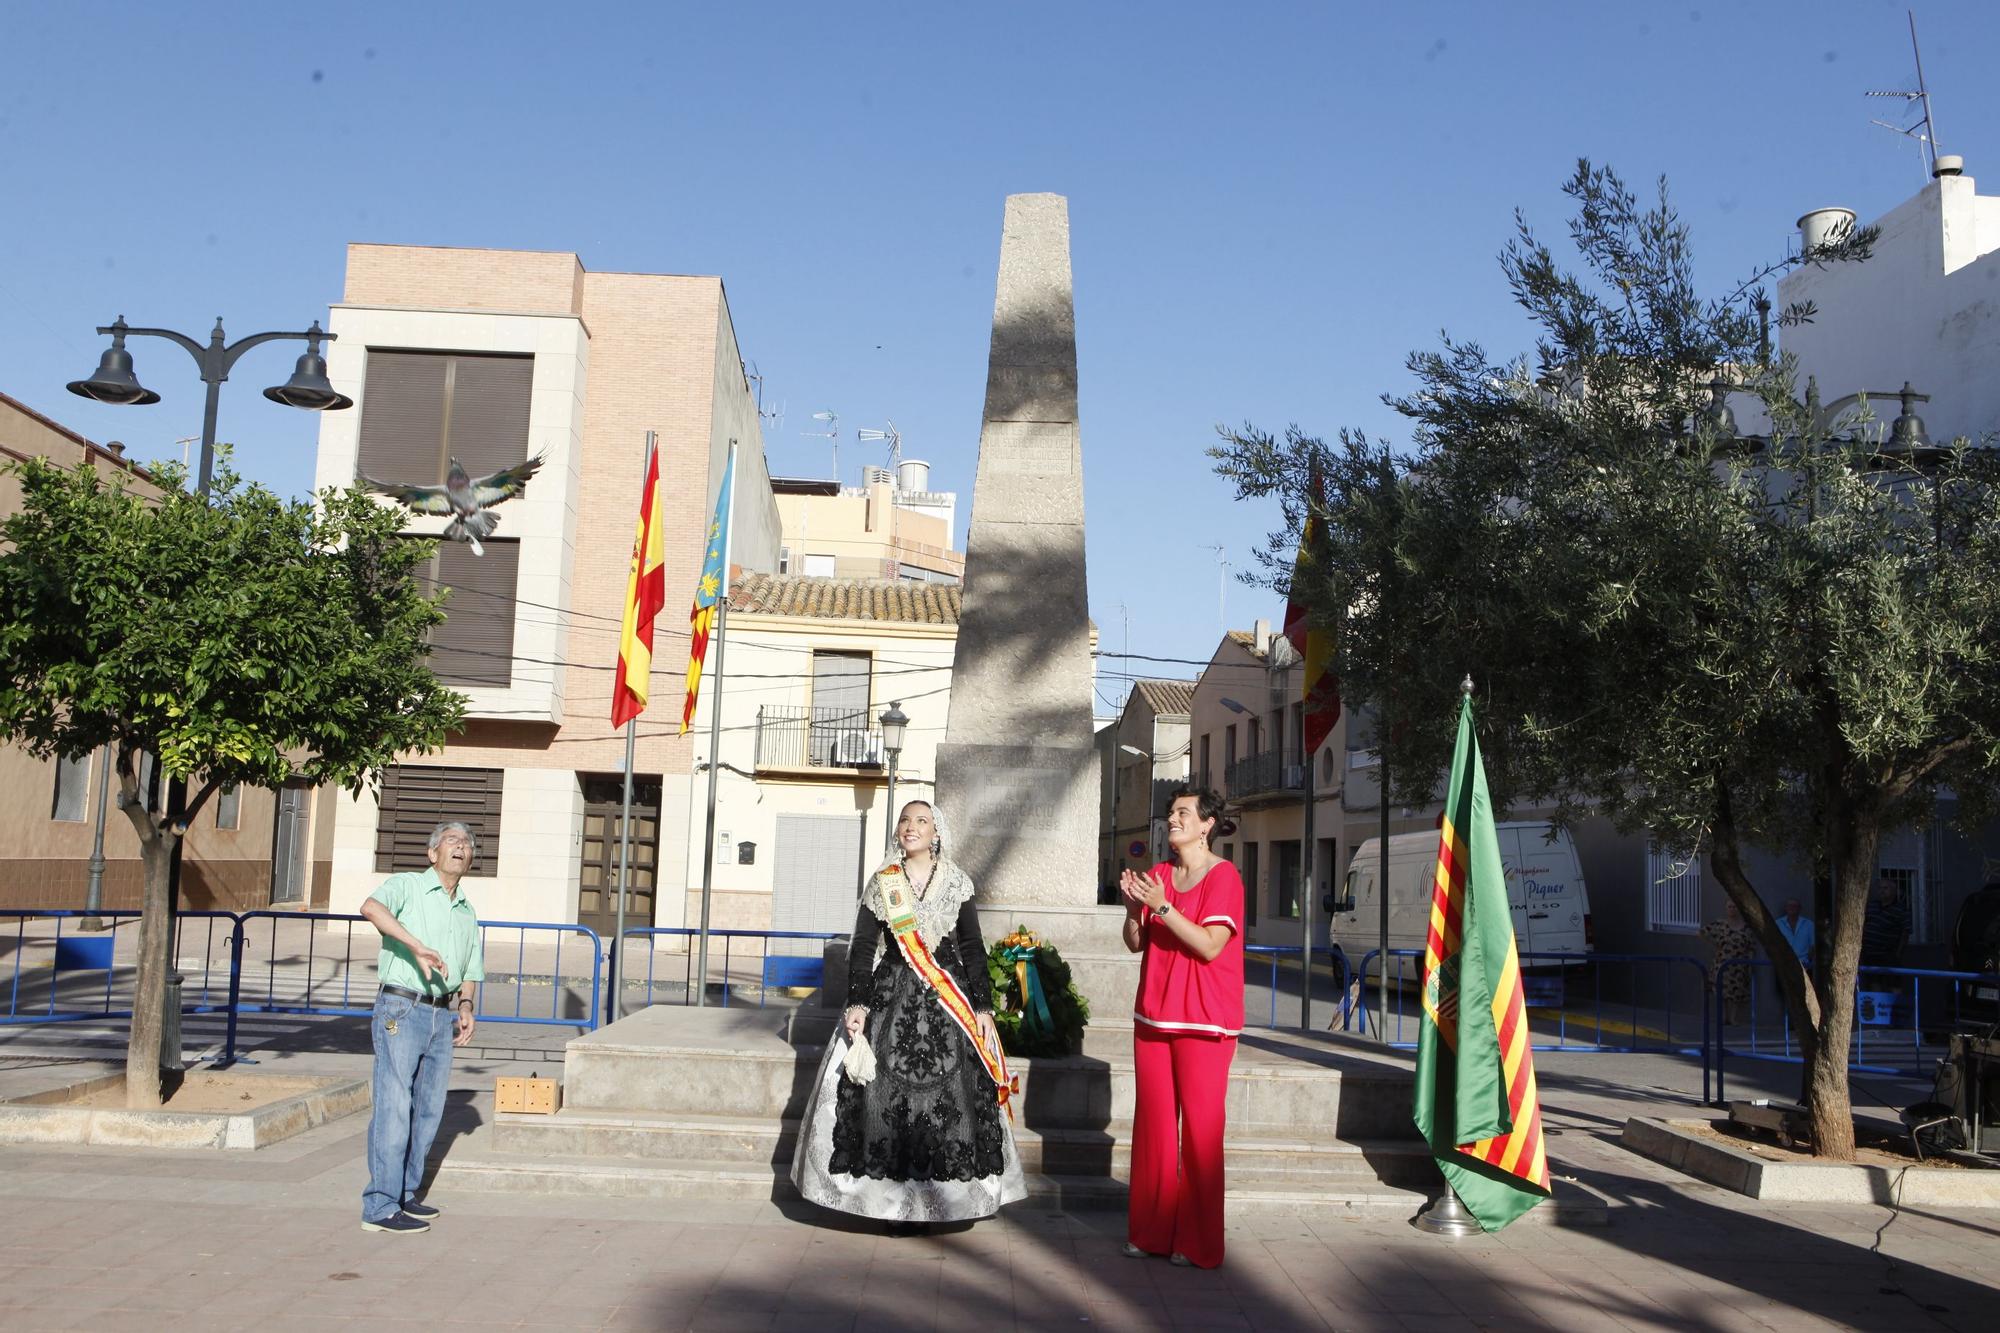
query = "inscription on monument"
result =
(985, 421, 1078, 475)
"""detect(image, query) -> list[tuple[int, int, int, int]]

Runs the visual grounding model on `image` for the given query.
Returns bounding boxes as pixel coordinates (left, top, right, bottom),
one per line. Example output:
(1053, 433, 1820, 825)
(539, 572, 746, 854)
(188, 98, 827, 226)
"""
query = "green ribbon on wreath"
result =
(1003, 943, 1054, 1038)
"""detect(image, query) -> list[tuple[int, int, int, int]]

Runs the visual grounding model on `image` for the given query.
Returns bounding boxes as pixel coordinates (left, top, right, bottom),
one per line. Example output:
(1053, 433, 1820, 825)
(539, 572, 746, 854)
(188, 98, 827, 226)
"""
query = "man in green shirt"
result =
(359, 821, 485, 1234)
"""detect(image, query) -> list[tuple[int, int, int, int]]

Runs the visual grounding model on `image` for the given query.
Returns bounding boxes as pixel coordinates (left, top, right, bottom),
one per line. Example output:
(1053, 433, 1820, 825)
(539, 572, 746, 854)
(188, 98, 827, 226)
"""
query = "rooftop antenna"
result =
(744, 363, 785, 433)
(803, 410, 839, 482)
(856, 421, 903, 474)
(1866, 10, 1942, 181)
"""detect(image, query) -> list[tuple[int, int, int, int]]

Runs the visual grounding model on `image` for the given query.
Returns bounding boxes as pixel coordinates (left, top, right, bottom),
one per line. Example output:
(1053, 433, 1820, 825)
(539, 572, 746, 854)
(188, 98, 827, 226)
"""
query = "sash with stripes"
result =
(877, 866, 1016, 1112)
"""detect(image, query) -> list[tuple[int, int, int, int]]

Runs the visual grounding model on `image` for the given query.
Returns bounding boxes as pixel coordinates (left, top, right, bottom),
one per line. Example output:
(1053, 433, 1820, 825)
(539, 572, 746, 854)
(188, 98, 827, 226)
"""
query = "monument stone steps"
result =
(488, 1105, 1442, 1185)
(559, 1005, 1421, 1143)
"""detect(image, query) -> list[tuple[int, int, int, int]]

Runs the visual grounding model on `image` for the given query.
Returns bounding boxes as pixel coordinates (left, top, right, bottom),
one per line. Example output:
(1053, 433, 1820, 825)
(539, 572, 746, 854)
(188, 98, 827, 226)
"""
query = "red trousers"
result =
(1128, 1029, 1237, 1268)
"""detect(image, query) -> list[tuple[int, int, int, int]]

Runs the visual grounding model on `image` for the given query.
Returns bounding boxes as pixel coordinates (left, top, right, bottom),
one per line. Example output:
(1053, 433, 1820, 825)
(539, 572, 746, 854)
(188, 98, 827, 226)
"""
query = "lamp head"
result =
(263, 324, 353, 411)
(67, 318, 160, 406)
(878, 700, 909, 752)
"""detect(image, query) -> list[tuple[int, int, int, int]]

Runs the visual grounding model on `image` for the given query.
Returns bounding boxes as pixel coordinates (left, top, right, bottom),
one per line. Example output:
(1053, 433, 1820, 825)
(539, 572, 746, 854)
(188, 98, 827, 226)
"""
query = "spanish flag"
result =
(611, 444, 666, 729)
(1282, 463, 1340, 754)
(1412, 689, 1552, 1231)
(681, 450, 735, 735)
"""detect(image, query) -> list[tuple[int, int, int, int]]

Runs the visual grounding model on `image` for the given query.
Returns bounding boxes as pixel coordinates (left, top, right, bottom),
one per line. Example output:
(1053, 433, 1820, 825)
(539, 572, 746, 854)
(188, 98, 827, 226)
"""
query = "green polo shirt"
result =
(369, 868, 485, 995)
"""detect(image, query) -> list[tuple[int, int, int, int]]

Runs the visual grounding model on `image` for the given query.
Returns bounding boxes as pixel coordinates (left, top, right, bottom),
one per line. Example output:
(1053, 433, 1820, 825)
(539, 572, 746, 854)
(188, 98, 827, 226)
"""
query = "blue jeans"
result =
(363, 990, 455, 1222)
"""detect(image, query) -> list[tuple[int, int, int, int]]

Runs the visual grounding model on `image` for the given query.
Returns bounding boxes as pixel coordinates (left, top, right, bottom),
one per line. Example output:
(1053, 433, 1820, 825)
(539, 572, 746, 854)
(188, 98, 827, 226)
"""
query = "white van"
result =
(1325, 822, 1593, 968)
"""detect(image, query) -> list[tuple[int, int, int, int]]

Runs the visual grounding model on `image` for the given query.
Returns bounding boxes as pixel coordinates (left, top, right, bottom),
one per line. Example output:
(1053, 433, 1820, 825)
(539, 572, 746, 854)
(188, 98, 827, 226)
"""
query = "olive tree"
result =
(1214, 162, 2000, 1159)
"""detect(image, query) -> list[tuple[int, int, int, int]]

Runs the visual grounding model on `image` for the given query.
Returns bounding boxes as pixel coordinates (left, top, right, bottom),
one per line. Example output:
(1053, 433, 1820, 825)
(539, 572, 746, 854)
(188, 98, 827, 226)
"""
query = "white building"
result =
(680, 573, 960, 944)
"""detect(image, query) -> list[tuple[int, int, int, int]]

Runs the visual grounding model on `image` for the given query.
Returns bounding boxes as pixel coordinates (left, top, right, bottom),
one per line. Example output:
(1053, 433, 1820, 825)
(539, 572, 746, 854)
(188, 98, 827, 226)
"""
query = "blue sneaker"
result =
(362, 1212, 430, 1235)
(401, 1198, 441, 1221)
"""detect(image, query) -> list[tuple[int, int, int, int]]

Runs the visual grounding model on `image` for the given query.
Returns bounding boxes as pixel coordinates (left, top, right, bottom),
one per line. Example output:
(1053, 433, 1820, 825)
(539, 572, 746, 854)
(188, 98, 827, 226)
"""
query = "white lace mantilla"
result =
(861, 860, 975, 972)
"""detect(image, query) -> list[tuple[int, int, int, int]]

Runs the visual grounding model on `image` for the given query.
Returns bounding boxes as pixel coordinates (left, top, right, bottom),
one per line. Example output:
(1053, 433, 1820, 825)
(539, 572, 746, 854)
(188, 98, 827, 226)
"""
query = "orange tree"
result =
(0, 457, 463, 1106)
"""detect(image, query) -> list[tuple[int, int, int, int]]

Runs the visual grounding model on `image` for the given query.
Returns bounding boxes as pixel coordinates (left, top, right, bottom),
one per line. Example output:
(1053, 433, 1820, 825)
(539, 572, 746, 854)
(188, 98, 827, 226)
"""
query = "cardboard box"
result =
(495, 1076, 560, 1115)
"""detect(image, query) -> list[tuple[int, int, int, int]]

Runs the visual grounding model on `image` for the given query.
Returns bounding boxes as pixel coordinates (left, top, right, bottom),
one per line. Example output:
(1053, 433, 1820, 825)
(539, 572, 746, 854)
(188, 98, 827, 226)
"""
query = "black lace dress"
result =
(830, 895, 1007, 1183)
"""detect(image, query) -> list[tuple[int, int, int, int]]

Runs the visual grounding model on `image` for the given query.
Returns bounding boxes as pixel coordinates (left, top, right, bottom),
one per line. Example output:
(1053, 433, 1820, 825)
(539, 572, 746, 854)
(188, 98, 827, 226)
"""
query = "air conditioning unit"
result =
(833, 732, 881, 767)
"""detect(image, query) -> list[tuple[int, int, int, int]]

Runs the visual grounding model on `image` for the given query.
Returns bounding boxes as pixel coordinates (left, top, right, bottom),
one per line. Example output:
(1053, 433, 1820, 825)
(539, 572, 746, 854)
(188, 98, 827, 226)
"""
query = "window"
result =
(1290, 703, 1304, 758)
(1243, 842, 1261, 927)
(809, 650, 872, 765)
(1275, 839, 1301, 918)
(136, 752, 159, 812)
(778, 545, 791, 574)
(51, 751, 92, 822)
(356, 351, 533, 483)
(417, 537, 520, 688)
(215, 785, 240, 831)
(1645, 844, 1701, 934)
(1224, 725, 1238, 774)
(1198, 734, 1211, 791)
(374, 764, 504, 874)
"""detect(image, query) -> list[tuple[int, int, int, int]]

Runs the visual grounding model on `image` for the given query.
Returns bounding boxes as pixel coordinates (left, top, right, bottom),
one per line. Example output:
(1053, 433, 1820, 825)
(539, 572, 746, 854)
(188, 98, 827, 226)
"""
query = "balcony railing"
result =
(1224, 748, 1304, 799)
(755, 705, 885, 770)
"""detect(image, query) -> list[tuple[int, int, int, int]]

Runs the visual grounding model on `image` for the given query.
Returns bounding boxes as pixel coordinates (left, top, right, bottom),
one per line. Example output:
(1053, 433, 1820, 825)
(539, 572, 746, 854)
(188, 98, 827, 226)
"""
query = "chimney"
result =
(105, 440, 126, 459)
(1934, 154, 1965, 179)
(1252, 618, 1271, 655)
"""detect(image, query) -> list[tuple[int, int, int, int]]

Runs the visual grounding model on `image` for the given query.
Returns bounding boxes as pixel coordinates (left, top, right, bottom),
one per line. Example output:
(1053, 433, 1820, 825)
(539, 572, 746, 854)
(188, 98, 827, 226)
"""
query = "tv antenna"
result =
(856, 421, 902, 473)
(744, 362, 785, 432)
(1866, 10, 1941, 180)
(803, 410, 839, 481)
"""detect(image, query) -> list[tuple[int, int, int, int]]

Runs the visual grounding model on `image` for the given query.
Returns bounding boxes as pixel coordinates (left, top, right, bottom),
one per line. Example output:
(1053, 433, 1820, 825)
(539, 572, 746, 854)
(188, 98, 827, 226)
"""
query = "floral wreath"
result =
(985, 926, 1090, 1058)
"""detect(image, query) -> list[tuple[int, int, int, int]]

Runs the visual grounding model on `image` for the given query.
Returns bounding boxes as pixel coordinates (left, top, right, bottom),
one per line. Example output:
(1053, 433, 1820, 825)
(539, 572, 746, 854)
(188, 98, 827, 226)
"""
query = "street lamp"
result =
(879, 701, 909, 849)
(68, 312, 353, 1071)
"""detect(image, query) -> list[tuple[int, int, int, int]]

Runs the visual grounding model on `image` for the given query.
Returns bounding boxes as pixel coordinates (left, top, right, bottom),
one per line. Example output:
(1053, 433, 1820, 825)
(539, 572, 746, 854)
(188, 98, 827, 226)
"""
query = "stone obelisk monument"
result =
(936, 194, 1132, 1017)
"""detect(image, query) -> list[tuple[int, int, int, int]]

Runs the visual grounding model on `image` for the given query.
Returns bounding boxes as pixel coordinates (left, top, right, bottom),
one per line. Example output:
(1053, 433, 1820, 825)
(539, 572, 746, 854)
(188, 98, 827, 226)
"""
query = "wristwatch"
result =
(1153, 901, 1174, 921)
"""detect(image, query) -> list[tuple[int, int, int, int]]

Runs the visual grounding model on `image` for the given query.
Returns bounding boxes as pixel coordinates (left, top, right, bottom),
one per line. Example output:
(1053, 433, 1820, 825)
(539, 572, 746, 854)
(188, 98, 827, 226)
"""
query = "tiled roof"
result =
(729, 573, 961, 624)
(1224, 628, 1267, 659)
(1132, 678, 1195, 718)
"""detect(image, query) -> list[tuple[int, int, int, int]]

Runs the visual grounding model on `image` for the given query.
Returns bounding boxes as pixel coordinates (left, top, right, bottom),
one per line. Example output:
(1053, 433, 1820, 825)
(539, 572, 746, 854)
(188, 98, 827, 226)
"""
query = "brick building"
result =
(310, 244, 779, 932)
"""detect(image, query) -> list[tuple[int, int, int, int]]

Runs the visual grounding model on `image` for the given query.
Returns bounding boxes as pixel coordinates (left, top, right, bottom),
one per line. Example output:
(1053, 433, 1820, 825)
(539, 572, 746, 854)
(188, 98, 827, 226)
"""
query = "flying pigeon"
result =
(360, 453, 545, 556)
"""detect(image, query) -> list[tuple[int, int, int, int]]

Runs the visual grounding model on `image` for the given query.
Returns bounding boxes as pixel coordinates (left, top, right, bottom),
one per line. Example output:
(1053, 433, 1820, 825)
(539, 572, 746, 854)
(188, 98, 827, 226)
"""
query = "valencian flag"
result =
(680, 450, 735, 735)
(1282, 464, 1340, 754)
(611, 445, 667, 729)
(1412, 689, 1552, 1230)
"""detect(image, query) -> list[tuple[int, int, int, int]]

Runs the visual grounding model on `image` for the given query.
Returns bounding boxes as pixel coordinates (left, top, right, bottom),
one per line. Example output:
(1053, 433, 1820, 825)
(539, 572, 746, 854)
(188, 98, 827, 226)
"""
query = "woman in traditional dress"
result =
(791, 800, 1026, 1232)
(1119, 786, 1244, 1270)
(1703, 900, 1759, 1026)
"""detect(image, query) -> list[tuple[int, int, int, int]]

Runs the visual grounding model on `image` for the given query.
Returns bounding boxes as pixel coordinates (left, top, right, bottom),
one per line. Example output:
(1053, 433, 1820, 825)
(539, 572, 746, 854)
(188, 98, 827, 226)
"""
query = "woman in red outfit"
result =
(1119, 786, 1244, 1269)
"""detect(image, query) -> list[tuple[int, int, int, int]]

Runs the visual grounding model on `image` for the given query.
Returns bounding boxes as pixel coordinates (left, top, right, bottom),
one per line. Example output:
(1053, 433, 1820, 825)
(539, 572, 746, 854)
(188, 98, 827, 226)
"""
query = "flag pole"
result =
(693, 439, 738, 1007)
(608, 430, 657, 1026)
(1300, 744, 1315, 1031)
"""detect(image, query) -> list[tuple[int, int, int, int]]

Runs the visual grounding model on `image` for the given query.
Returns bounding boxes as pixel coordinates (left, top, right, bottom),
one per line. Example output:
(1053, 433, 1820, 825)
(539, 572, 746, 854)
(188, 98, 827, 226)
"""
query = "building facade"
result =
(1095, 679, 1193, 893)
(773, 458, 962, 584)
(310, 244, 779, 931)
(0, 392, 313, 912)
(1185, 621, 1357, 949)
(681, 573, 959, 944)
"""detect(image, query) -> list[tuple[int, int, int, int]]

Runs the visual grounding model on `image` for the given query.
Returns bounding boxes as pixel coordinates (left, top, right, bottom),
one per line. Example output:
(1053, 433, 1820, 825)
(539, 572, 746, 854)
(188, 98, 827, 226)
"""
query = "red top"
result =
(1133, 859, 1246, 1038)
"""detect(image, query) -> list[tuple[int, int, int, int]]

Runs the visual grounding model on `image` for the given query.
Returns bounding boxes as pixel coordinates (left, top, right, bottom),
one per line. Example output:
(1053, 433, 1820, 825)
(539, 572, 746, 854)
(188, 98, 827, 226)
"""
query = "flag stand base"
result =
(1414, 1189, 1481, 1238)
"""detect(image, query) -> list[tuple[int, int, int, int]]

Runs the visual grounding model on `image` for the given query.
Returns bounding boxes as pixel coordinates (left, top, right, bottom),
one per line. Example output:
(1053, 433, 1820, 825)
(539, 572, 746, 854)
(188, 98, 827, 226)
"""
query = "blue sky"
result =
(3, 1, 1992, 717)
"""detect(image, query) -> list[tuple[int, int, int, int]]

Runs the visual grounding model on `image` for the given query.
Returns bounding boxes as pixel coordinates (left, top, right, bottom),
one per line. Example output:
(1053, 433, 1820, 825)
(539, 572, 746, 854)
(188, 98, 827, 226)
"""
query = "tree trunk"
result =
(122, 818, 176, 1109)
(1805, 815, 1883, 1162)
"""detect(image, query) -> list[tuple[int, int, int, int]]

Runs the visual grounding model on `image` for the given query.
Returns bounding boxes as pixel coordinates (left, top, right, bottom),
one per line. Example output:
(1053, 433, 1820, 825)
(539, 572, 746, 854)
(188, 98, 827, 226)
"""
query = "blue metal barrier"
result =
(4, 907, 603, 1066)
(1712, 959, 2000, 1103)
(617, 927, 842, 1013)
(1243, 945, 1351, 1029)
(1341, 947, 1714, 1100)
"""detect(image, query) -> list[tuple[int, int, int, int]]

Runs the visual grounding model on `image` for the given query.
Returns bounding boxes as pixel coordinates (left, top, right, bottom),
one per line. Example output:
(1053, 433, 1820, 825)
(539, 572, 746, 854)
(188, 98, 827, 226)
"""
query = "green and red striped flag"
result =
(1412, 689, 1552, 1231)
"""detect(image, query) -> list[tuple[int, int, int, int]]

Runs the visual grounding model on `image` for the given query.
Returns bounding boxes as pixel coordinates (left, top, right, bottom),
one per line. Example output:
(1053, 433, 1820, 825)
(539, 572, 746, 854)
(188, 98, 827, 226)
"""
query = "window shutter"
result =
(375, 765, 505, 874)
(357, 352, 448, 479)
(430, 538, 519, 688)
(446, 354, 535, 479)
